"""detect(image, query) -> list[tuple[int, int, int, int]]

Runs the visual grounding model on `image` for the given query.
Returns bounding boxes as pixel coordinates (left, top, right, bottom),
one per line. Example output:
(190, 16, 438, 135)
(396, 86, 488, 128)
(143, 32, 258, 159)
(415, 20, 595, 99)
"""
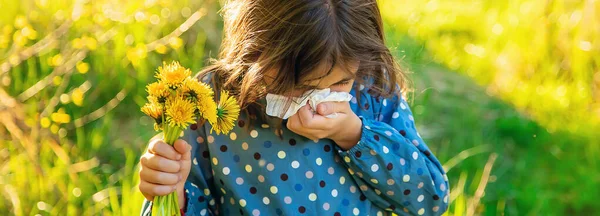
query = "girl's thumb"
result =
(173, 139, 191, 159)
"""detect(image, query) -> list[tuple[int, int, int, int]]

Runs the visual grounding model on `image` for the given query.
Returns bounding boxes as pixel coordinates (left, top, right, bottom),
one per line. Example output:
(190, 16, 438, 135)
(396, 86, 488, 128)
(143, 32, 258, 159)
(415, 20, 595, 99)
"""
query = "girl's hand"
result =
(139, 137, 192, 209)
(286, 101, 362, 150)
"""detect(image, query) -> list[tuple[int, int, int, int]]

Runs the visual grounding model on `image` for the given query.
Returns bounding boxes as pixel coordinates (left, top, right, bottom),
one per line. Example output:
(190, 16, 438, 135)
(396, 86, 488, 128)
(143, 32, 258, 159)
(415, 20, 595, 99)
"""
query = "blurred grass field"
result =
(0, 0, 599, 215)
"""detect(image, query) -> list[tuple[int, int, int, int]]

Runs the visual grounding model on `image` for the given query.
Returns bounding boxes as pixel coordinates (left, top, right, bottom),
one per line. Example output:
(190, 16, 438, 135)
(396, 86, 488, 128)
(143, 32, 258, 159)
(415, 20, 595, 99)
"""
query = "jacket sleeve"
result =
(335, 93, 449, 215)
(141, 123, 218, 216)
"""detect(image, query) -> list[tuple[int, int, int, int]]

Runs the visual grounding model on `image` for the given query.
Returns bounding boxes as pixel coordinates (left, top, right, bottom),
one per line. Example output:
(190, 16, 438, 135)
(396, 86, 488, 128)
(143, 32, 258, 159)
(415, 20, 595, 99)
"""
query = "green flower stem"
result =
(151, 123, 183, 216)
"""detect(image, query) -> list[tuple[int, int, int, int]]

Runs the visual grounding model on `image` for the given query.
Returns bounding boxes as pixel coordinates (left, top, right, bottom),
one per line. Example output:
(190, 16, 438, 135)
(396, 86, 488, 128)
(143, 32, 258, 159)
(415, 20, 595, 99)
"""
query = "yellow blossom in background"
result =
(83, 36, 97, 50)
(126, 44, 148, 65)
(51, 112, 71, 124)
(50, 124, 60, 134)
(21, 26, 37, 40)
(76, 61, 90, 74)
(49, 54, 64, 67)
(165, 98, 196, 128)
(155, 44, 168, 54)
(0, 35, 9, 49)
(92, 12, 109, 26)
(14, 15, 28, 28)
(168, 37, 183, 49)
(211, 90, 240, 135)
(72, 88, 84, 106)
(8, 55, 20, 66)
(155, 61, 191, 87)
(72, 38, 84, 49)
(3, 26, 12, 35)
(13, 31, 27, 47)
(40, 117, 51, 128)
(53, 76, 62, 86)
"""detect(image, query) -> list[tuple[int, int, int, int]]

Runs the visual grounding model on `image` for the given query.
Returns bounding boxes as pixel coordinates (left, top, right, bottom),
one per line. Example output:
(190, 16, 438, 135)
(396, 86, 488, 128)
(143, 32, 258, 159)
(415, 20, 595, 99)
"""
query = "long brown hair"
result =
(199, 0, 408, 122)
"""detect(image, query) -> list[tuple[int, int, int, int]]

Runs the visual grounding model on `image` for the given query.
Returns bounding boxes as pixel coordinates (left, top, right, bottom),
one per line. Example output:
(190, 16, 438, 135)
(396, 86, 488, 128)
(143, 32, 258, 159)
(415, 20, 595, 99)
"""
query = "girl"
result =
(139, 0, 449, 215)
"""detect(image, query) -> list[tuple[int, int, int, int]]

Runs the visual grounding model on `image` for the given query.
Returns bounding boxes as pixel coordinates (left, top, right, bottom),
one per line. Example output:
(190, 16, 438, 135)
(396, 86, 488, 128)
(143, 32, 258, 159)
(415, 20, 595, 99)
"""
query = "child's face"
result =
(264, 61, 359, 97)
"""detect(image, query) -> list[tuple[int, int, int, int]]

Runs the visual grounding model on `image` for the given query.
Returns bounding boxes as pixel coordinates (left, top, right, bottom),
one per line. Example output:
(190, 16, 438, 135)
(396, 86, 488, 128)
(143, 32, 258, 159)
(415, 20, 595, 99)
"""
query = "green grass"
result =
(380, 0, 600, 214)
(0, 0, 221, 214)
(409, 63, 596, 215)
(1, 0, 599, 215)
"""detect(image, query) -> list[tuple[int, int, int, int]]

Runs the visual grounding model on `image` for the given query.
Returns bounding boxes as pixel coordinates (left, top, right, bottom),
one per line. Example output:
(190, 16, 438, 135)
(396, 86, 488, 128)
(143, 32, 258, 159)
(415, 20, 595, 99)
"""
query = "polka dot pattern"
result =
(291, 161, 300, 169)
(308, 193, 317, 201)
(270, 186, 278, 194)
(166, 85, 449, 216)
(323, 202, 330, 210)
(371, 164, 379, 172)
(222, 167, 230, 175)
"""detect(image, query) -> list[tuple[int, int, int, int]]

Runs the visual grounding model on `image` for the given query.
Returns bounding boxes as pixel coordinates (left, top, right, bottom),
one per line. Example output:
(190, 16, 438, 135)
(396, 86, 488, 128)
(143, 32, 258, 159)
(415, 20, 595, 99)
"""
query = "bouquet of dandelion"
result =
(141, 61, 240, 216)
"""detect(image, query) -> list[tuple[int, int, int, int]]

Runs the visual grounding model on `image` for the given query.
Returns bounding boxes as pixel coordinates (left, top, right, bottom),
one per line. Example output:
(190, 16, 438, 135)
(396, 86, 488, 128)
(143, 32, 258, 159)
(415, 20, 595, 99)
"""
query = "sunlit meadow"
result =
(1, 0, 598, 215)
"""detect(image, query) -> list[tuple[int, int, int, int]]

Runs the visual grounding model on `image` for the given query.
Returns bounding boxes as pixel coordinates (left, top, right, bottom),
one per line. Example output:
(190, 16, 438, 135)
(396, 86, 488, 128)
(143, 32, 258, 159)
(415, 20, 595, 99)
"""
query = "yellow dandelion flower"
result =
(211, 90, 240, 135)
(147, 96, 158, 104)
(197, 93, 218, 125)
(153, 123, 162, 131)
(146, 81, 170, 100)
(165, 98, 196, 128)
(141, 102, 163, 120)
(155, 61, 191, 88)
(182, 77, 214, 100)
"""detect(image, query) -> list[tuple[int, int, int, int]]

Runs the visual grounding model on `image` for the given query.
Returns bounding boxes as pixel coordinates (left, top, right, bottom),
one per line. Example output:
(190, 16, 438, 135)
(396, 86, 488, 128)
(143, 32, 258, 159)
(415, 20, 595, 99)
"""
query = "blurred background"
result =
(0, 0, 598, 215)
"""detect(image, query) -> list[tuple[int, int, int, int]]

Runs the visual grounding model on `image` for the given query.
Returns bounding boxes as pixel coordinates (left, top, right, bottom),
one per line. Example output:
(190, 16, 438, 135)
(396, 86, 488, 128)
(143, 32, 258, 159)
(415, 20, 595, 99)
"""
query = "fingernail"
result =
(173, 185, 177, 191)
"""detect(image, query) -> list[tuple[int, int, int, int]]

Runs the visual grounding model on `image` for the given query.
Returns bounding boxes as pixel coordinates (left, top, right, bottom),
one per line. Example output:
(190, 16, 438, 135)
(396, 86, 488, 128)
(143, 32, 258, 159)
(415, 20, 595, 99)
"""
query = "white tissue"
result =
(265, 88, 353, 119)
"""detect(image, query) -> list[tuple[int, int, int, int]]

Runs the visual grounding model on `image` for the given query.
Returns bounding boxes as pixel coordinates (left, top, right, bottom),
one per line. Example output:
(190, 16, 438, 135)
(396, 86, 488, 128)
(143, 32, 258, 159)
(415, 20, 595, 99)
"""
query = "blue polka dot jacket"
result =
(141, 81, 450, 216)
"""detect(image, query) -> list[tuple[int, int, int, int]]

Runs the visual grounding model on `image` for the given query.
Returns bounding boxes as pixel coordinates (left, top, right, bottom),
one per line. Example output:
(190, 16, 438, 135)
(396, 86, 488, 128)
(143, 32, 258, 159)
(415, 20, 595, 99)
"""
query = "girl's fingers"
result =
(297, 105, 314, 126)
(297, 105, 330, 130)
(138, 179, 177, 200)
(316, 102, 346, 116)
(286, 114, 301, 130)
(149, 139, 182, 160)
(287, 114, 319, 132)
(140, 153, 181, 173)
(173, 139, 191, 155)
(140, 166, 181, 185)
(286, 114, 324, 140)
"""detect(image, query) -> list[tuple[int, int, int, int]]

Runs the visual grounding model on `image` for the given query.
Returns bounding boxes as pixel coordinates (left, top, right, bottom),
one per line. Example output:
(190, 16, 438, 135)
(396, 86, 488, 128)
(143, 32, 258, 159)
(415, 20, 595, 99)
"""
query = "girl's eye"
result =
(333, 81, 351, 87)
